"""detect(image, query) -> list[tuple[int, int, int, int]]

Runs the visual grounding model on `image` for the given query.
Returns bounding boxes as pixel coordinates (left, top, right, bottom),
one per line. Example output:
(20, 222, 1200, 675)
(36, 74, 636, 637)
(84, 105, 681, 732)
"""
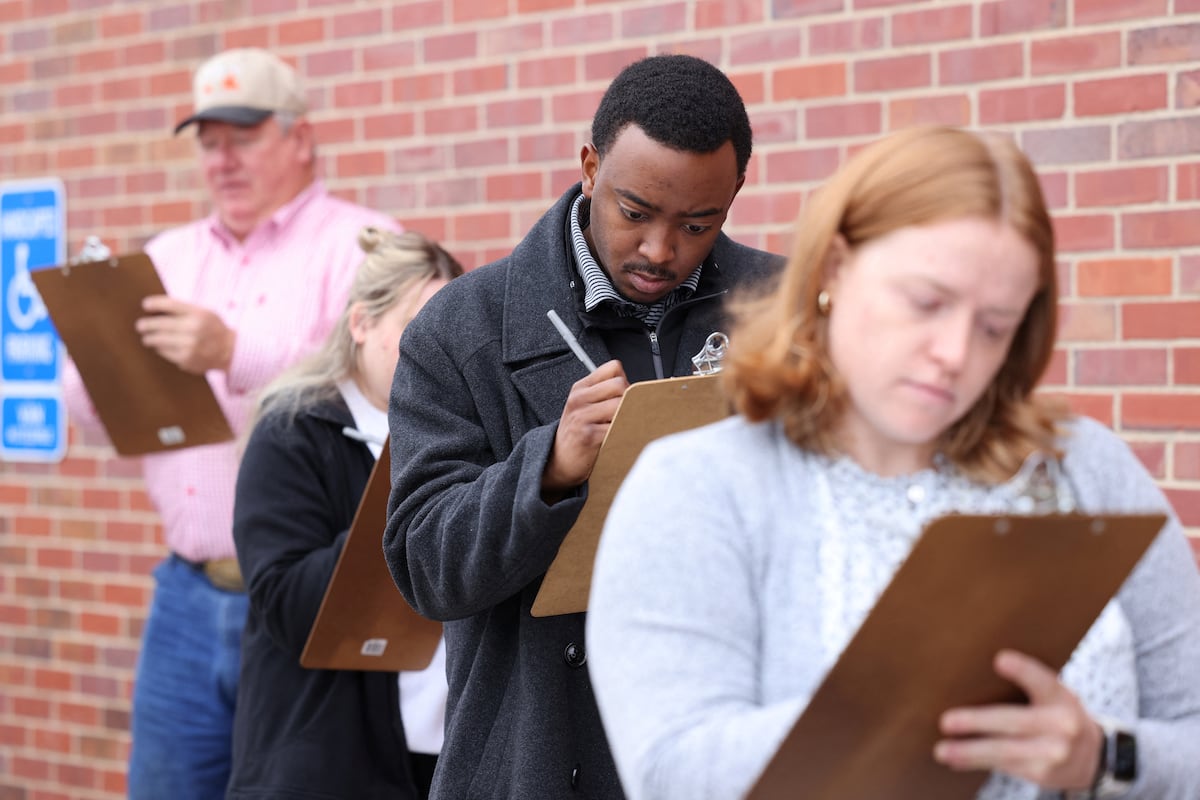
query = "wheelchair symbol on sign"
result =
(7, 242, 48, 331)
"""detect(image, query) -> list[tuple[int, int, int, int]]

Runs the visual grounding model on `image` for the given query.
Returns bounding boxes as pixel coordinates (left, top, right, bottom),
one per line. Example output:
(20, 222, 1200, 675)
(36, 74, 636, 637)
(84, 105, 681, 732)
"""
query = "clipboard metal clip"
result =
(691, 331, 729, 375)
(1010, 453, 1076, 514)
(64, 235, 116, 275)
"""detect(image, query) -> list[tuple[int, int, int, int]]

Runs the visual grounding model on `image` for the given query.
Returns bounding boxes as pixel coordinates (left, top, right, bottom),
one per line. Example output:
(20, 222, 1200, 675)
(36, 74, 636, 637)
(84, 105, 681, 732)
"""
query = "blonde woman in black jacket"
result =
(228, 227, 461, 800)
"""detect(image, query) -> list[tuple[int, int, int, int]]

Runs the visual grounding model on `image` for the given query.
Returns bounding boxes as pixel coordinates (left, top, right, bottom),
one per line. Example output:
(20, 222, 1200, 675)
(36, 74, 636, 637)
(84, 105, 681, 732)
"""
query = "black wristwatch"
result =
(1066, 717, 1137, 799)
(1094, 718, 1137, 798)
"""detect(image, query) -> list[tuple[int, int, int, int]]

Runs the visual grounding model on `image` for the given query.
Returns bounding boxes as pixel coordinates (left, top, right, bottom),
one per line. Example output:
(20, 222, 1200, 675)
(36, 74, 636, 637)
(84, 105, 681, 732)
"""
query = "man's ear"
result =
(580, 143, 600, 197)
(290, 118, 316, 166)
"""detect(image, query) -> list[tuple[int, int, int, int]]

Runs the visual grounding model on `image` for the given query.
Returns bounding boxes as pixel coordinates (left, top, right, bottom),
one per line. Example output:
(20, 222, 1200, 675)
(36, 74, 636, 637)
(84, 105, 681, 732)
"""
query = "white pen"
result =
(546, 309, 598, 373)
(341, 426, 386, 446)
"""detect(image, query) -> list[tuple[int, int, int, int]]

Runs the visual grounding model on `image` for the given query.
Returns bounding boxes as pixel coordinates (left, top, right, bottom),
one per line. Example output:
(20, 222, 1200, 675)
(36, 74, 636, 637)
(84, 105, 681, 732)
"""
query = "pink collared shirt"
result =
(62, 181, 401, 561)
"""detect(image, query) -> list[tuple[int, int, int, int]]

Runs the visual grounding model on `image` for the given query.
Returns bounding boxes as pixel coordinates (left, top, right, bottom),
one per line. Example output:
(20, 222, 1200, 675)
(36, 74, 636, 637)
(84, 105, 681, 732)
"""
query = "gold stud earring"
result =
(817, 290, 832, 315)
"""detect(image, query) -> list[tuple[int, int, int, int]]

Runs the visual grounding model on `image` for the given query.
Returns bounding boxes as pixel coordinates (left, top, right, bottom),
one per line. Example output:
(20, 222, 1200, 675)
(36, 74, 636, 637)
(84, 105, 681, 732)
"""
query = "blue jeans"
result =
(127, 555, 248, 800)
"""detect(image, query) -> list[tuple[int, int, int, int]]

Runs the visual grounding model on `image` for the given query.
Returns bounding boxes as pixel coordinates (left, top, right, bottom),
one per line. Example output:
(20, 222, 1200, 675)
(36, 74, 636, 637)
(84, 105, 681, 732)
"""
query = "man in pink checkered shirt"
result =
(61, 48, 400, 800)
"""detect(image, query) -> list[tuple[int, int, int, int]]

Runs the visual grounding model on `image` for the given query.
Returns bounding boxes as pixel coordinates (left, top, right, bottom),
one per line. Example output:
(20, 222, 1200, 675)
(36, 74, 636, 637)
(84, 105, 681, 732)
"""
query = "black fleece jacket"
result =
(229, 396, 418, 800)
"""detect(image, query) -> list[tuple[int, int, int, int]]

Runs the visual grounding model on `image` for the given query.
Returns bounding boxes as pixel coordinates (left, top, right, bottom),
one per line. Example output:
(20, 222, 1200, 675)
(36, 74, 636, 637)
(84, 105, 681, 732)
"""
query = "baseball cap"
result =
(173, 48, 308, 135)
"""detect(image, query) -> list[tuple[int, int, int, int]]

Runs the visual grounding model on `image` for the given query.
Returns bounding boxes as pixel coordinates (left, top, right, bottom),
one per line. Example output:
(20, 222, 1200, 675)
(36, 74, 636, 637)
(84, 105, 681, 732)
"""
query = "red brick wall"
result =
(2, 0, 1198, 796)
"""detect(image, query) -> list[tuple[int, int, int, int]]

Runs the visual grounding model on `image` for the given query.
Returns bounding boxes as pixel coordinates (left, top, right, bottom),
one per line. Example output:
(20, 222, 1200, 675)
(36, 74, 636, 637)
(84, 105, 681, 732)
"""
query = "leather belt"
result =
(178, 555, 245, 593)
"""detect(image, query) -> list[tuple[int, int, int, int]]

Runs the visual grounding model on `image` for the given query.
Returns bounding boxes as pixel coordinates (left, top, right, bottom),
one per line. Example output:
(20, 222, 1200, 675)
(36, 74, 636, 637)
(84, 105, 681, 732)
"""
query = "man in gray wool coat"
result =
(383, 53, 785, 800)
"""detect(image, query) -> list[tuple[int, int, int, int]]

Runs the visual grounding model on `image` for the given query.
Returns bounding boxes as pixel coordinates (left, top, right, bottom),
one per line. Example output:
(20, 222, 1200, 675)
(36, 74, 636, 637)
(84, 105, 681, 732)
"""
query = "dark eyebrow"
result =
(614, 188, 723, 219)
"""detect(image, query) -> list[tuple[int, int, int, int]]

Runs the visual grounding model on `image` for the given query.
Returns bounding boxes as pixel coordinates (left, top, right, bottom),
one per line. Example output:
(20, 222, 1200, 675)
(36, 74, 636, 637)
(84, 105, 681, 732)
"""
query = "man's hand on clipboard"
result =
(136, 295, 237, 375)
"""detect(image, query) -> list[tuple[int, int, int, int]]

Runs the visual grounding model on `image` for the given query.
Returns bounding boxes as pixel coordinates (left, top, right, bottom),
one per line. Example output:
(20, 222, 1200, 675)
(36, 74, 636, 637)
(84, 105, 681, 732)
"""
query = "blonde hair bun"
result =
(357, 225, 396, 254)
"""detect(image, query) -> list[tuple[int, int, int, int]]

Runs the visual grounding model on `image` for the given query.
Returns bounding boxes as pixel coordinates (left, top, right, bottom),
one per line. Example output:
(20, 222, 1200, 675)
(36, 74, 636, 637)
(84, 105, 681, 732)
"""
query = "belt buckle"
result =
(202, 558, 245, 593)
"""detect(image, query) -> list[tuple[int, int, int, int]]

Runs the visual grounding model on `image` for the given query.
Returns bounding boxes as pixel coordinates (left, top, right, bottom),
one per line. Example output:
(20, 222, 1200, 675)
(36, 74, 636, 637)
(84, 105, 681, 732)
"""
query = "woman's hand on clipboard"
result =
(933, 649, 1104, 793)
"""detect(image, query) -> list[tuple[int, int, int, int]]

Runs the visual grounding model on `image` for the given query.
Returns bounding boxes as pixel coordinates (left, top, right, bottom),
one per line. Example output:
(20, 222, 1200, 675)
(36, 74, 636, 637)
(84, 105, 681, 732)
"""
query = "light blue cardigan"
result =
(587, 415, 1200, 800)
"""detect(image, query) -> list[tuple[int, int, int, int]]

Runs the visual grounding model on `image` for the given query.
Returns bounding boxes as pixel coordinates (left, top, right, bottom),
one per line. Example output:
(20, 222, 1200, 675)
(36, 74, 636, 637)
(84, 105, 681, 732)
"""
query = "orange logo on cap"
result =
(199, 66, 240, 95)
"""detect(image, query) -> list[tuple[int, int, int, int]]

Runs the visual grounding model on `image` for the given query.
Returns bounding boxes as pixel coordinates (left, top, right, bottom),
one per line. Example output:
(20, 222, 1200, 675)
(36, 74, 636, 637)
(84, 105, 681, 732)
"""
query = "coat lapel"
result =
(501, 185, 607, 426)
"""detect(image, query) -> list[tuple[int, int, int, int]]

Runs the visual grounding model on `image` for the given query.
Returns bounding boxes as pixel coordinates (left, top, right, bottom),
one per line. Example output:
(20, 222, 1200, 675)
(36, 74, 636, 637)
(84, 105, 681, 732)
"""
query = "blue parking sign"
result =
(0, 178, 66, 462)
(2, 394, 62, 454)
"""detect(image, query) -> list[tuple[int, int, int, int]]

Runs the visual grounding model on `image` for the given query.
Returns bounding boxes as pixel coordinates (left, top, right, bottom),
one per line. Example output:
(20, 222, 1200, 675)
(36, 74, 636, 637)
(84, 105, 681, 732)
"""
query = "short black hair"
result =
(591, 54, 753, 177)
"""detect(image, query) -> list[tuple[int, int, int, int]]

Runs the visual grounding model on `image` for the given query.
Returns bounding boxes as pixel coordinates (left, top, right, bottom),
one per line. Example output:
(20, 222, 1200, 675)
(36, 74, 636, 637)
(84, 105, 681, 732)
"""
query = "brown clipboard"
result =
(747, 511, 1166, 800)
(31, 252, 233, 456)
(301, 440, 443, 672)
(531, 373, 730, 617)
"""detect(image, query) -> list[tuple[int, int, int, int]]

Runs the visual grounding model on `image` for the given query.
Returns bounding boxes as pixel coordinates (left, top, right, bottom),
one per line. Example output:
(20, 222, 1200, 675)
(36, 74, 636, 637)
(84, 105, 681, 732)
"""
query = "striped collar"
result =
(569, 193, 703, 329)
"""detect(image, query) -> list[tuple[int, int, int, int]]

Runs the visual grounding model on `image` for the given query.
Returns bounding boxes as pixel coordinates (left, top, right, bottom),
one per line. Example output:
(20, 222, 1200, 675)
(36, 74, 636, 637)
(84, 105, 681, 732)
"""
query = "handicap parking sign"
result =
(0, 178, 66, 462)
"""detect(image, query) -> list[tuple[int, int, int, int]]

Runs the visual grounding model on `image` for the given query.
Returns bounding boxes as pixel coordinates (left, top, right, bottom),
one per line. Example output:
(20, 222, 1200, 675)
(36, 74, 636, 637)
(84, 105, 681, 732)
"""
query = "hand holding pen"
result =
(541, 310, 629, 499)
